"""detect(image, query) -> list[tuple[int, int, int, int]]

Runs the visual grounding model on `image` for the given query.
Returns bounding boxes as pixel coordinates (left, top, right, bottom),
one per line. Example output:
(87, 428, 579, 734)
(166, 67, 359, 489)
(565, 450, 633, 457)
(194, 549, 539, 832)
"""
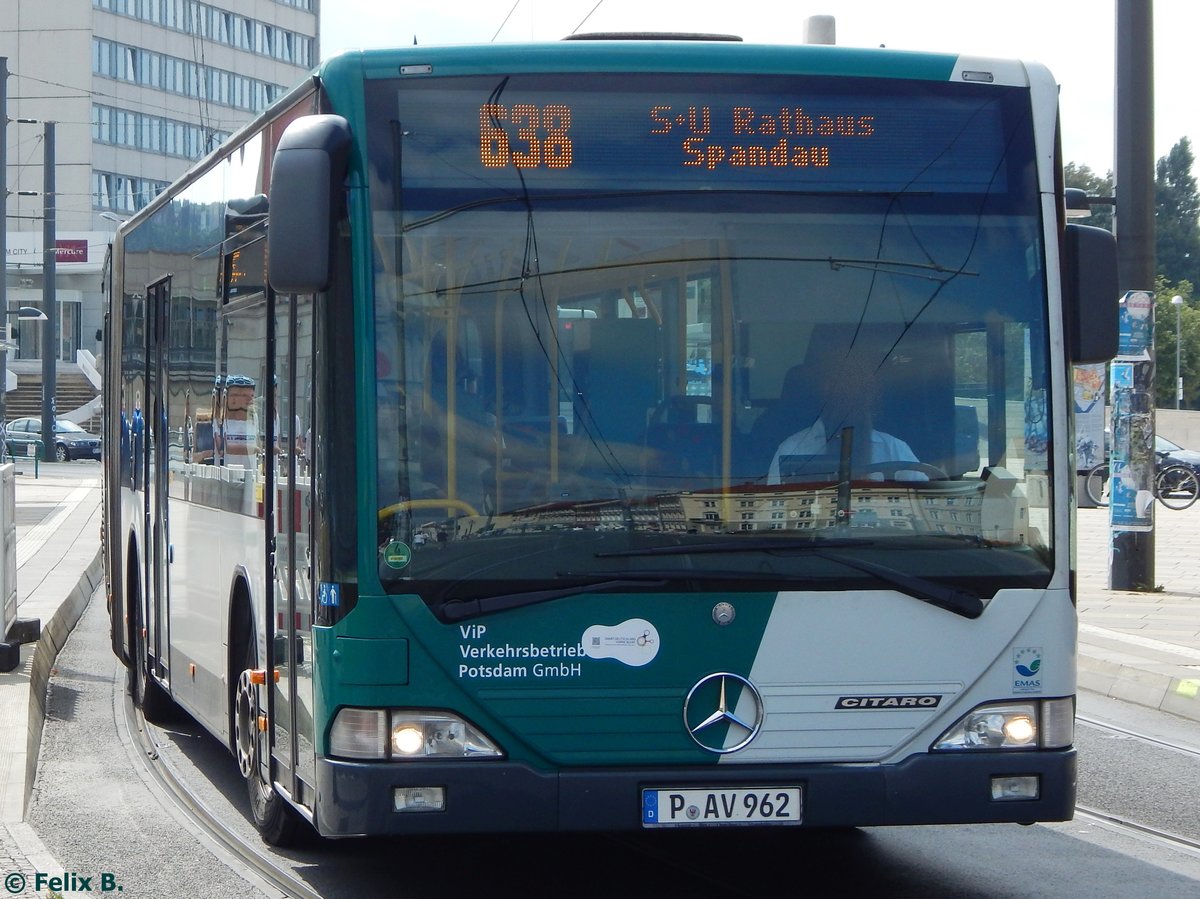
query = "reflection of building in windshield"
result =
(415, 480, 1029, 546)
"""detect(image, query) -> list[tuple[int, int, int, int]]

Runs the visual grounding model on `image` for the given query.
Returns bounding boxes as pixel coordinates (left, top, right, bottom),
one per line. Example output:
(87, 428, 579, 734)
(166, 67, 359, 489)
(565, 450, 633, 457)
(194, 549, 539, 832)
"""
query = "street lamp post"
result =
(1, 307, 48, 435)
(1172, 295, 1184, 409)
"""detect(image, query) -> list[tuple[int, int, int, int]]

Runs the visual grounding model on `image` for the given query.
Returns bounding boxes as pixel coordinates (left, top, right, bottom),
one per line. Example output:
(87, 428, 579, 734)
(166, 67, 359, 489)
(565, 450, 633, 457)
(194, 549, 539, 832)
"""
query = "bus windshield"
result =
(367, 71, 1054, 613)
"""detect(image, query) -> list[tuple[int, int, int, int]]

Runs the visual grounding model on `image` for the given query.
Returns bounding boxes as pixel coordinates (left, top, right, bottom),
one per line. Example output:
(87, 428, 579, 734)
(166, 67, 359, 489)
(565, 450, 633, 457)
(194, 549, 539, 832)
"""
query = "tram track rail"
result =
(121, 693, 323, 899)
(1074, 805, 1200, 859)
(1075, 713, 1200, 859)
(1078, 714, 1200, 760)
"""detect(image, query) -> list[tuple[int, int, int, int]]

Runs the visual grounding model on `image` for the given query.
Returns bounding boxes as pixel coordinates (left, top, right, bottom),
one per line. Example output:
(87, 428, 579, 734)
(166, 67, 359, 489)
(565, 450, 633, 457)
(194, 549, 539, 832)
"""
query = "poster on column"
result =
(1073, 363, 1106, 471)
(1109, 290, 1156, 532)
(1118, 290, 1153, 358)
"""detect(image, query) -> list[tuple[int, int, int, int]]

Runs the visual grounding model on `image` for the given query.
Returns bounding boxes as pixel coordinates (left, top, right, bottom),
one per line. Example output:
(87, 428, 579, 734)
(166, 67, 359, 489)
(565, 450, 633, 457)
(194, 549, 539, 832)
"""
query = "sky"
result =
(319, 0, 1200, 179)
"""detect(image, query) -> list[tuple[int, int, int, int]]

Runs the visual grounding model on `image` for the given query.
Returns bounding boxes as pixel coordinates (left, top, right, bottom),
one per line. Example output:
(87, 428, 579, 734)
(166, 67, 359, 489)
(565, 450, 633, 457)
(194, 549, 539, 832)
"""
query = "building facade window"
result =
(95, 0, 314, 68)
(94, 38, 287, 114)
(93, 170, 170, 213)
(93, 104, 230, 161)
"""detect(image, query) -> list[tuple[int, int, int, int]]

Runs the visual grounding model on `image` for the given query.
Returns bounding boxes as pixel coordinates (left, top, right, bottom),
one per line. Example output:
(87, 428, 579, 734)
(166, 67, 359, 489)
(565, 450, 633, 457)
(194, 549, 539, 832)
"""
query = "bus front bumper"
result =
(312, 749, 1076, 837)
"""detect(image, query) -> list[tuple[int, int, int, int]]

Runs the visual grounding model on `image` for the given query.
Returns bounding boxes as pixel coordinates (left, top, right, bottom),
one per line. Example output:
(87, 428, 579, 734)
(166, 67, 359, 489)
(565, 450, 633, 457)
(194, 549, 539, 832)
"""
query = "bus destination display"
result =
(384, 74, 1018, 194)
(480, 101, 876, 173)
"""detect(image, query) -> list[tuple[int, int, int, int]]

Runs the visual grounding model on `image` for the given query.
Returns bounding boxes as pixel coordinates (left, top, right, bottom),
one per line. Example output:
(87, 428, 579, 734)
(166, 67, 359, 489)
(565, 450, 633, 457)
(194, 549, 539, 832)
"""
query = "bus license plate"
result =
(642, 787, 802, 827)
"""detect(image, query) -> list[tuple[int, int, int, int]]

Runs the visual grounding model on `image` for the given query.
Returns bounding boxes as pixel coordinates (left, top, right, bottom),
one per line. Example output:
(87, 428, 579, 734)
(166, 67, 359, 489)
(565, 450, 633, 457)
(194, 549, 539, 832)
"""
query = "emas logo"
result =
(1013, 647, 1043, 694)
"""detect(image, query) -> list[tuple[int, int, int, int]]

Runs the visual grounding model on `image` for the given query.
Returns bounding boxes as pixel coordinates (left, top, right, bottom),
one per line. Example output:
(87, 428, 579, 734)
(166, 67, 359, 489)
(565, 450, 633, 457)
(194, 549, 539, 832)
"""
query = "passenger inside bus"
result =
(766, 358, 926, 484)
(221, 375, 260, 462)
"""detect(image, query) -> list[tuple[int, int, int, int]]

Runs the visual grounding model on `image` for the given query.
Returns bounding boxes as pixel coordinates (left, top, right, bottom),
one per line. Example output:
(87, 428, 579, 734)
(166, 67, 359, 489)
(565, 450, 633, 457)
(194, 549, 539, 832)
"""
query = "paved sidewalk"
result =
(0, 462, 1197, 879)
(1, 461, 101, 882)
(1076, 501, 1200, 720)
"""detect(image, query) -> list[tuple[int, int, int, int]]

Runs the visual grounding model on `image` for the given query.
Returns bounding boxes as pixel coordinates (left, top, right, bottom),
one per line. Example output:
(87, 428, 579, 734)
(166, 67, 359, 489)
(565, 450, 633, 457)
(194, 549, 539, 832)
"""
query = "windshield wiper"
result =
(440, 577, 669, 622)
(596, 537, 874, 558)
(440, 564, 841, 621)
(441, 533, 983, 620)
(597, 539, 983, 619)
(815, 553, 983, 619)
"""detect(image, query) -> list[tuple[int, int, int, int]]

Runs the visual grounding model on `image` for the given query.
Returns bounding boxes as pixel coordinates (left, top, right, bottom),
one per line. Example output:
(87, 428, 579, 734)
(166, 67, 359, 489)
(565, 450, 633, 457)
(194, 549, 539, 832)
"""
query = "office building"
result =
(1, 0, 318, 421)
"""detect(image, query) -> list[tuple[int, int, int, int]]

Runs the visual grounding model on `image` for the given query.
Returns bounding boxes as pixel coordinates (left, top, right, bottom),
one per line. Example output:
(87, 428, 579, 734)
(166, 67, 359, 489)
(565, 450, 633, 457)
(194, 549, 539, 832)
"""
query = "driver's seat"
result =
(749, 363, 819, 472)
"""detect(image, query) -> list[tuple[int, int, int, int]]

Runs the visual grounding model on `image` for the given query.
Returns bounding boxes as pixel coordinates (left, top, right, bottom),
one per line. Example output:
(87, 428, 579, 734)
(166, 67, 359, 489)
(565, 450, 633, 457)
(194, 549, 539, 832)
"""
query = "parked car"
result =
(3, 417, 102, 462)
(1156, 434, 1200, 475)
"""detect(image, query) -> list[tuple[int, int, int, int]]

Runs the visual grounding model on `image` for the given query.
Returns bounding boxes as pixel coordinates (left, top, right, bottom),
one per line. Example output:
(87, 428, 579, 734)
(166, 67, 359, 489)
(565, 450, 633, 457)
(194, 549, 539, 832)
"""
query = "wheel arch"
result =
(121, 529, 143, 667)
(227, 568, 256, 751)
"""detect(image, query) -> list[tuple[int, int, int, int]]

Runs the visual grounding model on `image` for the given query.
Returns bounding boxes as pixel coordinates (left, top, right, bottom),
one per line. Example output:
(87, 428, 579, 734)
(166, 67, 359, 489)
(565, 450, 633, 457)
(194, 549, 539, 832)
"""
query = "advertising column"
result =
(1109, 289, 1155, 590)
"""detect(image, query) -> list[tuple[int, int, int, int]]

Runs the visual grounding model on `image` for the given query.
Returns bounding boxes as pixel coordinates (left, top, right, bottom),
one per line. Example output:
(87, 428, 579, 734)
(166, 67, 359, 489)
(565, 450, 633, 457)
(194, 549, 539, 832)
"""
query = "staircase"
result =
(3, 368, 101, 431)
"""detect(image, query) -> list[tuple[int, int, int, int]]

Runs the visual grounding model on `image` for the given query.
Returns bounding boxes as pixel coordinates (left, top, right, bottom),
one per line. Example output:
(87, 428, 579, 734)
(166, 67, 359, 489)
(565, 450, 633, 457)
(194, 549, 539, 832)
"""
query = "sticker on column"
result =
(583, 619, 660, 667)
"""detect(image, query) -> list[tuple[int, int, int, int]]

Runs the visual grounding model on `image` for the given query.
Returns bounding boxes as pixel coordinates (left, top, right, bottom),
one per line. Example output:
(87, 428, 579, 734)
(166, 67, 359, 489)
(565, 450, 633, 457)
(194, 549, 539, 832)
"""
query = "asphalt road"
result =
(25, 591, 1200, 899)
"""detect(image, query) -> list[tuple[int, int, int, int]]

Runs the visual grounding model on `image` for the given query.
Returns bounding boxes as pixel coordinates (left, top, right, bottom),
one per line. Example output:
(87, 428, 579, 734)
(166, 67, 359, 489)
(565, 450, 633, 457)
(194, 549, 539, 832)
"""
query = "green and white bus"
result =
(105, 34, 1117, 843)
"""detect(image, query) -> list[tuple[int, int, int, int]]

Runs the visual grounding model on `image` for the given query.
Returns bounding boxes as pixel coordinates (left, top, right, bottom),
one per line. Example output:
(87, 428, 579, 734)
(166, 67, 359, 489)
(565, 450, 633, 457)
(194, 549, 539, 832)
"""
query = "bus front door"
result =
(145, 276, 171, 688)
(268, 289, 316, 808)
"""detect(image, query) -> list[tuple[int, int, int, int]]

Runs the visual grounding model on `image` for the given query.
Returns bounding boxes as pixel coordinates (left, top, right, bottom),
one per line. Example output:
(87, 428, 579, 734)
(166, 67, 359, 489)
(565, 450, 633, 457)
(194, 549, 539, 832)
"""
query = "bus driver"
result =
(766, 360, 925, 484)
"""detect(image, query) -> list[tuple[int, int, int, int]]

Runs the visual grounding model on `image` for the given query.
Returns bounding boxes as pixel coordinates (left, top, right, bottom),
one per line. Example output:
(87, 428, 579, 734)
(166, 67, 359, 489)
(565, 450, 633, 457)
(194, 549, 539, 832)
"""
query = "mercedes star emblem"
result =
(683, 672, 764, 754)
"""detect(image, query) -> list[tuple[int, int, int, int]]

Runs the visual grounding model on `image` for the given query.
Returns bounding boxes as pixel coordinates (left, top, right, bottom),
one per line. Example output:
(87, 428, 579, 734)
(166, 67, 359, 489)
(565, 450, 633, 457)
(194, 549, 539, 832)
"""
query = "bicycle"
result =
(1084, 461, 1200, 510)
(1154, 463, 1200, 510)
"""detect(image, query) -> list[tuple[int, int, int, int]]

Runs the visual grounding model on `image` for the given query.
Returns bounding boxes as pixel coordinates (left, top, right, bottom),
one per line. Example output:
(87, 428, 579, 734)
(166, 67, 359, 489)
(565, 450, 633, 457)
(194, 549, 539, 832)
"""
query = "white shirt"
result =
(224, 416, 257, 456)
(767, 419, 923, 484)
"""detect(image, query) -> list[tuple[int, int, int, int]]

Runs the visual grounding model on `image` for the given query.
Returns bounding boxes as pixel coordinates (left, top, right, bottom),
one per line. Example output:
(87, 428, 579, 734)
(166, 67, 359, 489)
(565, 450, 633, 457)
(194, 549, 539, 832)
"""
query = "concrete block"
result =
(0, 640, 18, 673)
(4, 617, 40, 645)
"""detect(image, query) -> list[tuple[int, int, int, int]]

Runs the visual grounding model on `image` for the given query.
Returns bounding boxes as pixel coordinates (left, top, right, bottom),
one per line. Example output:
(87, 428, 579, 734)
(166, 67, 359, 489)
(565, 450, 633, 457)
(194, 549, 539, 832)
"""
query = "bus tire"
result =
(128, 547, 172, 721)
(233, 623, 304, 847)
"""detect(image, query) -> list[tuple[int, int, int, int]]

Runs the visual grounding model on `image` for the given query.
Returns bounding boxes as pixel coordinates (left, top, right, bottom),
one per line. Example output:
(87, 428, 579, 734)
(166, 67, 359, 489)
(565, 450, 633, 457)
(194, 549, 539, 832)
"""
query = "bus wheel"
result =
(234, 637, 303, 846)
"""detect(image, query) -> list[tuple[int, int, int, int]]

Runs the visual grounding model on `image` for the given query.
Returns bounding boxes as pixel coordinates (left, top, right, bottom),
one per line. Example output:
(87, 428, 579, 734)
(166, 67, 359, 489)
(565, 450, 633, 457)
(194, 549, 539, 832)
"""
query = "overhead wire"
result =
(491, 1, 521, 42)
(571, 1, 606, 35)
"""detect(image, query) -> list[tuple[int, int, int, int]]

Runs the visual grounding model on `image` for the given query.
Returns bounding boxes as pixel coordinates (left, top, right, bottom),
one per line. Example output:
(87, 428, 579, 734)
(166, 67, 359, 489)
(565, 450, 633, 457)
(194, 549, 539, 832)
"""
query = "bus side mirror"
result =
(1062, 223, 1118, 364)
(267, 114, 352, 294)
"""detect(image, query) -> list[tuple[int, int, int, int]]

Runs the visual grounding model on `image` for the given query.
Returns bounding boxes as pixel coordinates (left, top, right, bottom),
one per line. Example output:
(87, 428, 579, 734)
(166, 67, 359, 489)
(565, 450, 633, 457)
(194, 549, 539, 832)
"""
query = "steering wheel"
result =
(378, 498, 480, 520)
(857, 461, 948, 481)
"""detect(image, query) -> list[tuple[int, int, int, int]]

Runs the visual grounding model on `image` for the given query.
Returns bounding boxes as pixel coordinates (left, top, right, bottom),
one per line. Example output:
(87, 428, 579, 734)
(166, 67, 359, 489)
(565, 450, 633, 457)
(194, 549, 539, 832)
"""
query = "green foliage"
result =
(1155, 138, 1200, 288)
(1067, 140, 1200, 409)
(1064, 162, 1114, 232)
(1154, 278, 1198, 409)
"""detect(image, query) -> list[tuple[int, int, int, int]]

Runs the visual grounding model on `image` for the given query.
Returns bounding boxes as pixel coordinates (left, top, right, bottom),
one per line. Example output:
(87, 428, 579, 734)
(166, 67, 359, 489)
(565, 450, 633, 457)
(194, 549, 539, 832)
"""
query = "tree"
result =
(1155, 138, 1200, 288)
(1064, 162, 1114, 232)
(1067, 144, 1200, 409)
(1154, 278, 1198, 410)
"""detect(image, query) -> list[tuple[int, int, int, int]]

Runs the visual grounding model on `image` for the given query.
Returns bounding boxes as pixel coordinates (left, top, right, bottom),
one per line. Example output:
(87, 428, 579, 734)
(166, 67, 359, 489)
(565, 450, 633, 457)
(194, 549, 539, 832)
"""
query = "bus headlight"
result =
(330, 708, 503, 760)
(330, 708, 389, 759)
(389, 713, 502, 759)
(932, 698, 1074, 751)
